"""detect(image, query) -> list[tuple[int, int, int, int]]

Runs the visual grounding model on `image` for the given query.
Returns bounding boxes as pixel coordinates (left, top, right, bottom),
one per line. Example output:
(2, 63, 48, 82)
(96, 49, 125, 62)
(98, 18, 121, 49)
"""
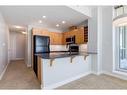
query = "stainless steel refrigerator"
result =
(33, 35, 50, 76)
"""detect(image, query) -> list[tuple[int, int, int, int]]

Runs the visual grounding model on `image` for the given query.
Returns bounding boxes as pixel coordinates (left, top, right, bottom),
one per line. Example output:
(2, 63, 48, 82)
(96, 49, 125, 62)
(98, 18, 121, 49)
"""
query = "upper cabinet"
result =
(32, 26, 88, 45)
(32, 28, 63, 45)
(84, 26, 88, 43)
(49, 32, 63, 45)
(63, 26, 88, 45)
(32, 28, 49, 36)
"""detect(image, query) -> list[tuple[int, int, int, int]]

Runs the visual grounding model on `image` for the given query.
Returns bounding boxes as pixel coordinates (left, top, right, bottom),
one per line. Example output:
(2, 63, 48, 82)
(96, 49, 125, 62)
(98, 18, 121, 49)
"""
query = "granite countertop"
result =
(35, 51, 97, 59)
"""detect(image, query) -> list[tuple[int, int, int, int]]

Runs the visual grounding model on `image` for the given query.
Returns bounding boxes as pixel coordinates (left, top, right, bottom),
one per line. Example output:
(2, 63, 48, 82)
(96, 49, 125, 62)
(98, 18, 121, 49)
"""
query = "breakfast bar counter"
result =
(35, 51, 97, 89)
(34, 51, 97, 59)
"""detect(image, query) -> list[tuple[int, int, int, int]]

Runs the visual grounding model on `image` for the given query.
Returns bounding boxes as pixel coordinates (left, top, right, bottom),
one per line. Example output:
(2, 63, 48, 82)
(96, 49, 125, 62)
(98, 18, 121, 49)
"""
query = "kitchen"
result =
(31, 21, 97, 89)
(0, 6, 98, 89)
(1, 5, 127, 90)
(0, 0, 126, 95)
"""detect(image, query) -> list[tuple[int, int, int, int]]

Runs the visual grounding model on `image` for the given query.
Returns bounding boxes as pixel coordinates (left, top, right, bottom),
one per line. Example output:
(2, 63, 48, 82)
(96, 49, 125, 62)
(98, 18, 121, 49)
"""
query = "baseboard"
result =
(11, 58, 24, 61)
(42, 72, 91, 90)
(102, 71, 127, 80)
(91, 71, 103, 75)
(0, 63, 9, 80)
(27, 64, 32, 68)
(41, 71, 127, 89)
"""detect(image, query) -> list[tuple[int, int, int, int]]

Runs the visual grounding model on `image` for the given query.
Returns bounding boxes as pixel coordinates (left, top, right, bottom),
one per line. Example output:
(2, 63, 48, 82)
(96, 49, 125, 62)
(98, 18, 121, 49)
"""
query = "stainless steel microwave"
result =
(66, 36, 75, 44)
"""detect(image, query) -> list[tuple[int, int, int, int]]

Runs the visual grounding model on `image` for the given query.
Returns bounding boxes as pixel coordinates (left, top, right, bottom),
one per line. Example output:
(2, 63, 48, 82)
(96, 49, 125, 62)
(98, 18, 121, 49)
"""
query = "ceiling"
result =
(0, 6, 89, 32)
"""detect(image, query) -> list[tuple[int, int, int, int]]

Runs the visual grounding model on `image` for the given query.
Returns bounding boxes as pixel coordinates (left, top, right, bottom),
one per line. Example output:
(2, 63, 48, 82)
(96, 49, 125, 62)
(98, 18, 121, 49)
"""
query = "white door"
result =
(9, 31, 26, 60)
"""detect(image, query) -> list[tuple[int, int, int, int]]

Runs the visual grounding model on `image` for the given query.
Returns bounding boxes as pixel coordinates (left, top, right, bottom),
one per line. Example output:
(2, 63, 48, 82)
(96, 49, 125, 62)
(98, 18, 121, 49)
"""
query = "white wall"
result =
(42, 56, 91, 89)
(68, 6, 92, 17)
(26, 26, 32, 67)
(88, 7, 98, 53)
(88, 7, 98, 74)
(101, 7, 113, 72)
(9, 31, 26, 60)
(0, 12, 9, 79)
(98, 6, 127, 79)
(87, 6, 113, 74)
(97, 7, 103, 74)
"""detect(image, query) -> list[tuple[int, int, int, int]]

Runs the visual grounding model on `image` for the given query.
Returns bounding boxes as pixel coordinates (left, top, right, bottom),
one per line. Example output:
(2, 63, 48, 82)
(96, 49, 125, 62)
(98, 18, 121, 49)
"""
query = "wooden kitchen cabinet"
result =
(76, 27, 85, 44)
(49, 32, 63, 45)
(32, 28, 49, 36)
(56, 33, 63, 45)
(32, 28, 63, 45)
(37, 56, 42, 84)
(32, 26, 88, 45)
(84, 26, 88, 43)
(63, 26, 87, 44)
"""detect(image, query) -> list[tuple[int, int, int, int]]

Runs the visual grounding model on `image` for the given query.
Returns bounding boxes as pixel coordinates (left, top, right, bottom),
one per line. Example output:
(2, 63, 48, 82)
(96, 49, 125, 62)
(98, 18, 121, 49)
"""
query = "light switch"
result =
(2, 43, 6, 46)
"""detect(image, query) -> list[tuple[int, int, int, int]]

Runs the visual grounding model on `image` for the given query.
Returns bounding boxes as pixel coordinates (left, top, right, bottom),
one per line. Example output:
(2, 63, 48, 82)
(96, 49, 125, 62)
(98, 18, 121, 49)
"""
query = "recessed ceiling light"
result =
(38, 20, 42, 23)
(62, 21, 66, 24)
(56, 24, 60, 27)
(22, 31, 27, 34)
(42, 16, 46, 19)
(14, 25, 23, 29)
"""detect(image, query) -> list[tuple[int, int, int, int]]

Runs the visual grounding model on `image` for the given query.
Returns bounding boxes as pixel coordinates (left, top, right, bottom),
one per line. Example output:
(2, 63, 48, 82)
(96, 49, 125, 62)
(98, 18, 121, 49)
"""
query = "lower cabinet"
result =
(37, 57, 42, 84)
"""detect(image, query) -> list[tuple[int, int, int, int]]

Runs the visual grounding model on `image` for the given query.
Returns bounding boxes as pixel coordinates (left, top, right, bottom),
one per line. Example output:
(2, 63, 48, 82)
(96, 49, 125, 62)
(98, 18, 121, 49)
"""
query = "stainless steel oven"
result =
(69, 44, 79, 52)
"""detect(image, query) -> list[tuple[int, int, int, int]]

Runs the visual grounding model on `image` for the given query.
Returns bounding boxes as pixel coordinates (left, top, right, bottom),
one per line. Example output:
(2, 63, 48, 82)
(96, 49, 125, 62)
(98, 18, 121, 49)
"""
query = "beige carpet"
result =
(56, 74, 127, 89)
(1, 60, 127, 90)
(0, 60, 41, 89)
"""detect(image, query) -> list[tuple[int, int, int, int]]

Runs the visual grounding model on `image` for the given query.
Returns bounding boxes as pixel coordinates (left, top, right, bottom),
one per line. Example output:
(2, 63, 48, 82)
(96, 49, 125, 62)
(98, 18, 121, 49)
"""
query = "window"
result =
(114, 5, 127, 17)
(115, 26, 127, 72)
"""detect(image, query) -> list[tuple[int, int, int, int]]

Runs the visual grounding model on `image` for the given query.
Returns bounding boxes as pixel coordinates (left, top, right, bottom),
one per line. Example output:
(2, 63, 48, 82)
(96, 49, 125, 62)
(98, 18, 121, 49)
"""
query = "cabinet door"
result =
(55, 33, 63, 45)
(63, 32, 68, 45)
(32, 29, 48, 36)
(62, 32, 66, 45)
(32, 29, 42, 35)
(32, 28, 63, 45)
(49, 32, 54, 45)
(84, 27, 88, 43)
(76, 28, 84, 44)
(49, 32, 63, 45)
(63, 27, 85, 44)
(41, 30, 50, 36)
(37, 57, 42, 84)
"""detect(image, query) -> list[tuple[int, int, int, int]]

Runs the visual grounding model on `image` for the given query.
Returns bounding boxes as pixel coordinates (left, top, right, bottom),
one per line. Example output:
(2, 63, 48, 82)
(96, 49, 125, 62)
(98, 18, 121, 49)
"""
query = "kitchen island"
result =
(35, 51, 96, 89)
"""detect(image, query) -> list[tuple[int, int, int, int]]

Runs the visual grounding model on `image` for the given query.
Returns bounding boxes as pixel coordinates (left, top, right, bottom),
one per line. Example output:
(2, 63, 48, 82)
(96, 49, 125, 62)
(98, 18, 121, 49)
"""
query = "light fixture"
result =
(22, 31, 27, 34)
(42, 16, 46, 19)
(38, 20, 42, 23)
(113, 14, 127, 26)
(62, 21, 66, 24)
(56, 24, 60, 27)
(14, 25, 23, 29)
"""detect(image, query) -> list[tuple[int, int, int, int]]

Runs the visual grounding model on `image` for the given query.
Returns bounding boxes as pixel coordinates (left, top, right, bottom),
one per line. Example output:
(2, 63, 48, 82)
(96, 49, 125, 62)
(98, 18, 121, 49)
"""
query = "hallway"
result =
(0, 60, 40, 89)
